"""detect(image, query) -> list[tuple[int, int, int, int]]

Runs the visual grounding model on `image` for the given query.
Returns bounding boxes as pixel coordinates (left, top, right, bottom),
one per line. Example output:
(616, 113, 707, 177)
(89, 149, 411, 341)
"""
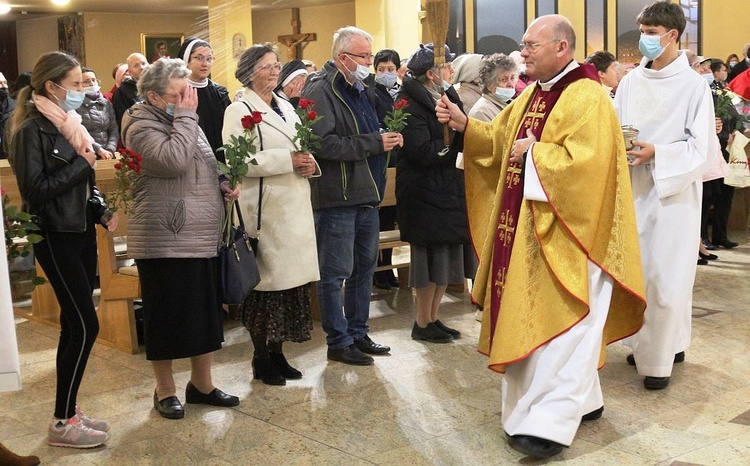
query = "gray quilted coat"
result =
(120, 103, 224, 259)
(76, 94, 118, 153)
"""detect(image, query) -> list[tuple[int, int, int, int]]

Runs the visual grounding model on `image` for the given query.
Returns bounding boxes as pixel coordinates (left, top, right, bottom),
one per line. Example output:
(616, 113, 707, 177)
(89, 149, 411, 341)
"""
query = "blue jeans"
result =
(314, 206, 379, 349)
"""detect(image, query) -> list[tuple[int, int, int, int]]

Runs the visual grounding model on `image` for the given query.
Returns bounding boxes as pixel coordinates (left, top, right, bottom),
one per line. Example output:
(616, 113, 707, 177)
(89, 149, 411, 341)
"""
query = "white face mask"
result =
(494, 87, 515, 102)
(83, 84, 100, 96)
(344, 54, 370, 82)
(729, 60, 738, 68)
(374, 72, 398, 89)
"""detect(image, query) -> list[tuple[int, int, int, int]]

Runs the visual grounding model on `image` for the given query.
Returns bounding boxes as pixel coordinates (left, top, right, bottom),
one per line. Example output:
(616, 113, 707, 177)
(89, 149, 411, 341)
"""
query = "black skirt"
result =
(136, 257, 224, 360)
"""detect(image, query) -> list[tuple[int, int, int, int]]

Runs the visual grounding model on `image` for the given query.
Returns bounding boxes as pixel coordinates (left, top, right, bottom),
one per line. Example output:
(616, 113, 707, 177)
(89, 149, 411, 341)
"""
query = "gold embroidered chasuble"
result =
(463, 70, 646, 373)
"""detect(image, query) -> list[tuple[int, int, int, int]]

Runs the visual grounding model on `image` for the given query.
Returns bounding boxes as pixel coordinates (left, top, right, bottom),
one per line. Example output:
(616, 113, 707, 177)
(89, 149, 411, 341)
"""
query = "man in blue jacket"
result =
(302, 26, 403, 365)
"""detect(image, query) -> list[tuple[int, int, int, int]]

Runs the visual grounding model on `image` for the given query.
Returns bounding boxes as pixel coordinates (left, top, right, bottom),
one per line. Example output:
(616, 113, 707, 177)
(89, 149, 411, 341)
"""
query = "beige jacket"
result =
(121, 103, 224, 259)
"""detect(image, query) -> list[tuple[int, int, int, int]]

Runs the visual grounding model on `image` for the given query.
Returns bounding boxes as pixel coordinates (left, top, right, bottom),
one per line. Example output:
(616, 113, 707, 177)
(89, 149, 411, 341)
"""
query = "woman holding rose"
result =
(121, 58, 239, 419)
(223, 43, 320, 386)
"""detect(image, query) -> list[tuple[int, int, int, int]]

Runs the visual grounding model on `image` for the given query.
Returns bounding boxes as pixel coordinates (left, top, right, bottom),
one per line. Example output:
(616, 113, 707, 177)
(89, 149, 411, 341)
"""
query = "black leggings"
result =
(34, 224, 99, 420)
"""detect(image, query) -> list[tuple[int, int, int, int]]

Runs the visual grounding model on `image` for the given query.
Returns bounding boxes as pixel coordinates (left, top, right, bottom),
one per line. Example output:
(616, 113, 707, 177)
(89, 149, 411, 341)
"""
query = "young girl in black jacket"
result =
(10, 51, 117, 449)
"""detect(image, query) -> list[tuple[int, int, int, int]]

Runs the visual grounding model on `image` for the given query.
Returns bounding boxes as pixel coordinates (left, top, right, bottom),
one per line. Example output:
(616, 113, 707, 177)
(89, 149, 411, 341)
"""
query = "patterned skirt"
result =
(241, 284, 313, 343)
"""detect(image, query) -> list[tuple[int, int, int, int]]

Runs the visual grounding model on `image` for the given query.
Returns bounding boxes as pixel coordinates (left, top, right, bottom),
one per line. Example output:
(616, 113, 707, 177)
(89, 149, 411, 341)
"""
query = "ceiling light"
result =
(0, 3, 11, 14)
(51, 0, 70, 6)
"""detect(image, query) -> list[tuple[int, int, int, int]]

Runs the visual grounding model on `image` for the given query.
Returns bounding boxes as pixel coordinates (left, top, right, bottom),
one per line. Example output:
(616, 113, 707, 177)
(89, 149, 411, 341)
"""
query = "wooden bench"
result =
(376, 167, 410, 288)
(4, 159, 143, 354)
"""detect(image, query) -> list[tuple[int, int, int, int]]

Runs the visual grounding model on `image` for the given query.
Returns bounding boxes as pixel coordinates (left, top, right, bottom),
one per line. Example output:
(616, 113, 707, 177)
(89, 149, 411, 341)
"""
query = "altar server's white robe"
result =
(613, 52, 715, 378)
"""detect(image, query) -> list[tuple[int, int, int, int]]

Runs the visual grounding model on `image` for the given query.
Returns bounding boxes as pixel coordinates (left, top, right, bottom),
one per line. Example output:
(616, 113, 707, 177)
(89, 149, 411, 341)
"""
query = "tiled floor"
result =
(2, 234, 750, 465)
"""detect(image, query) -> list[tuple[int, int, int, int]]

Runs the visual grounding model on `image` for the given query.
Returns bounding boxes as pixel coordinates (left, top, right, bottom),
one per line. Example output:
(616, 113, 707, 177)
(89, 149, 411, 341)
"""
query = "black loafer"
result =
(699, 252, 718, 261)
(507, 434, 564, 458)
(644, 376, 670, 390)
(434, 319, 461, 339)
(411, 322, 452, 343)
(353, 335, 391, 355)
(582, 406, 603, 421)
(185, 381, 239, 407)
(713, 239, 738, 249)
(327, 344, 374, 365)
(153, 392, 184, 419)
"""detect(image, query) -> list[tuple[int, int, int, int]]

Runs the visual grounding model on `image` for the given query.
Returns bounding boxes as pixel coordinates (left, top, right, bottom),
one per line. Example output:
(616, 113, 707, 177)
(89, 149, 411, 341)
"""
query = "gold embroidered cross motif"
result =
(494, 267, 507, 290)
(523, 95, 546, 132)
(506, 165, 522, 189)
(497, 209, 515, 247)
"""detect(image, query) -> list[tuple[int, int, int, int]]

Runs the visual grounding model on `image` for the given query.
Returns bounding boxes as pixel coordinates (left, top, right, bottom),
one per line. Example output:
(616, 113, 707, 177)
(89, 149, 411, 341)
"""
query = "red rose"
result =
(299, 98, 308, 109)
(394, 98, 408, 110)
(241, 115, 255, 130)
(1, 187, 6, 197)
(114, 163, 122, 170)
(251, 111, 263, 124)
(307, 111, 317, 121)
(308, 100, 315, 107)
(134, 154, 142, 161)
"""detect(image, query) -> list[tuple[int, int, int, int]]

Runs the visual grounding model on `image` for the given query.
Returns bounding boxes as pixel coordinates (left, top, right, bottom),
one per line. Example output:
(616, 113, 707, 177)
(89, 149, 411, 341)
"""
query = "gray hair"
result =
(235, 43, 278, 88)
(136, 58, 189, 98)
(331, 26, 372, 59)
(478, 53, 517, 91)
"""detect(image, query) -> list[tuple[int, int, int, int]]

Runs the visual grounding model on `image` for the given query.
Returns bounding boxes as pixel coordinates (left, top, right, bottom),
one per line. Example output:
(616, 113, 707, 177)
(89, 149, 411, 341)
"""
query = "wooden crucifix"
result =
(277, 8, 317, 61)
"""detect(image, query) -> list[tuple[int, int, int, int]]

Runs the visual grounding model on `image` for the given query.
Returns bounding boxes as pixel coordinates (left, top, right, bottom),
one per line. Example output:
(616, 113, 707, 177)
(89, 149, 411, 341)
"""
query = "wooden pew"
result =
(377, 167, 410, 288)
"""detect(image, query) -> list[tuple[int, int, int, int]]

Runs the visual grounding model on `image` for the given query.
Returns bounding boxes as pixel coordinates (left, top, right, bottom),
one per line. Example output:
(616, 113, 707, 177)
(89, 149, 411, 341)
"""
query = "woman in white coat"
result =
(223, 43, 320, 386)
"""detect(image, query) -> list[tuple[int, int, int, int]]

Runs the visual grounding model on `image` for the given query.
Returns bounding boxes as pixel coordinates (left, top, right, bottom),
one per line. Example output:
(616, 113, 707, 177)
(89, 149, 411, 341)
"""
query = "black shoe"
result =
(507, 434, 564, 458)
(153, 392, 184, 419)
(713, 239, 738, 249)
(327, 344, 374, 365)
(388, 277, 400, 288)
(644, 376, 670, 390)
(434, 319, 461, 339)
(373, 278, 391, 290)
(411, 322, 452, 343)
(269, 352, 302, 379)
(185, 381, 240, 407)
(582, 406, 604, 421)
(627, 351, 684, 367)
(252, 357, 286, 385)
(697, 258, 709, 265)
(703, 239, 717, 250)
(699, 252, 718, 261)
(353, 335, 391, 355)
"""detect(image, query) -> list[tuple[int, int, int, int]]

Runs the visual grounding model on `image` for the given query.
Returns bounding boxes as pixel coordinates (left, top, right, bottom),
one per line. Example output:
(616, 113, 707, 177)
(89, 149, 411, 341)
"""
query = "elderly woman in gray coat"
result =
(121, 58, 240, 420)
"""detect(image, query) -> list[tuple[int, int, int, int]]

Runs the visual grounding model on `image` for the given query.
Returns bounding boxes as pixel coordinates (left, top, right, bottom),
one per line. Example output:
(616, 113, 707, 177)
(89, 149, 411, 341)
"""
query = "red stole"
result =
(487, 64, 599, 341)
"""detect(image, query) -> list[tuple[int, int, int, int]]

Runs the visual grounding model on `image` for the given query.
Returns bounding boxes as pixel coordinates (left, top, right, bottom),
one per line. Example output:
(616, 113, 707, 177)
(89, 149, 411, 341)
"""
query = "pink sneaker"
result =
(48, 415, 108, 448)
(75, 406, 110, 432)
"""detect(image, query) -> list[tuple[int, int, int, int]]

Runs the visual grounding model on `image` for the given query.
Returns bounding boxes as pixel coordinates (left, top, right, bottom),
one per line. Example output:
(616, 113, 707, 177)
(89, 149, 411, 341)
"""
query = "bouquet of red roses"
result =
(108, 148, 143, 214)
(219, 111, 263, 243)
(294, 98, 324, 152)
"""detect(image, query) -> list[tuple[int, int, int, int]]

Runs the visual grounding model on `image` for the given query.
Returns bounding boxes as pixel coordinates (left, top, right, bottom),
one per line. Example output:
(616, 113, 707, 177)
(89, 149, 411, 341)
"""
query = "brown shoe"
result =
(0, 442, 40, 466)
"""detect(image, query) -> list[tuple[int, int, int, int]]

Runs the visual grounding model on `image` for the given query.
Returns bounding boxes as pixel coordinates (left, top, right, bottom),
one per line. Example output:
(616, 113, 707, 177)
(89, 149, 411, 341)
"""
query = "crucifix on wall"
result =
(277, 8, 317, 60)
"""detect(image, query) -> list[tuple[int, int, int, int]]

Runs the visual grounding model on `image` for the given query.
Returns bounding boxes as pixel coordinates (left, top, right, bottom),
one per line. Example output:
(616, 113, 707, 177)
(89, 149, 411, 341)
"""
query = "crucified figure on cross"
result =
(279, 34, 313, 60)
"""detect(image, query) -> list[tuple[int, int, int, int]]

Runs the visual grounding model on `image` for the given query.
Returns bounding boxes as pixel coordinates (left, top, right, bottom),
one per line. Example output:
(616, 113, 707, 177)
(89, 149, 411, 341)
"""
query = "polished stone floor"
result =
(2, 233, 750, 465)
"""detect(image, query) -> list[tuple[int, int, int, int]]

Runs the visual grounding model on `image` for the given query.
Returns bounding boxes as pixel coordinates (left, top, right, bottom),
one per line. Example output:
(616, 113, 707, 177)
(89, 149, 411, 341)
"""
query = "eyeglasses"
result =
(342, 51, 374, 61)
(255, 62, 282, 73)
(192, 55, 214, 63)
(519, 39, 561, 52)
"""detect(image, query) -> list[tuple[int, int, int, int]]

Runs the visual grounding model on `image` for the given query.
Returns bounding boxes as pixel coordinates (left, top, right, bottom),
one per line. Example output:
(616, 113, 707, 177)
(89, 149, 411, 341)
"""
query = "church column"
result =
(207, 0, 253, 93)
(354, 0, 421, 61)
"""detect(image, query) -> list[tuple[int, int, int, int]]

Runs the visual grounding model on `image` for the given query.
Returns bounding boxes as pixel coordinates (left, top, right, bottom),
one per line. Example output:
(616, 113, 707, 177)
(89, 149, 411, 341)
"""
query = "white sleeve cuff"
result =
(523, 144, 548, 202)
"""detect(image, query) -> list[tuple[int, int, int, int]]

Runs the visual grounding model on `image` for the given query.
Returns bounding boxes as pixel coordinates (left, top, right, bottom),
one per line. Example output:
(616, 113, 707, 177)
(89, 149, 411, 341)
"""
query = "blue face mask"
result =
(442, 80, 451, 91)
(638, 31, 670, 60)
(494, 87, 515, 102)
(165, 103, 176, 116)
(701, 73, 714, 83)
(53, 82, 85, 112)
(374, 72, 398, 89)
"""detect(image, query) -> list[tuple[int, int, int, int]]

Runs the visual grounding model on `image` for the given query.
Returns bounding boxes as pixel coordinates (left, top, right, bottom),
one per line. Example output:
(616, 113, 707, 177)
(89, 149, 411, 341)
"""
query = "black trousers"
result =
(33, 223, 99, 420)
(701, 179, 735, 242)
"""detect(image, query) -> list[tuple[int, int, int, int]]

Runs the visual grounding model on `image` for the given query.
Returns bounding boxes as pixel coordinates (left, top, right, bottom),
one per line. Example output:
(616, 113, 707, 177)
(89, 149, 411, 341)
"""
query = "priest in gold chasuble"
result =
(437, 15, 645, 458)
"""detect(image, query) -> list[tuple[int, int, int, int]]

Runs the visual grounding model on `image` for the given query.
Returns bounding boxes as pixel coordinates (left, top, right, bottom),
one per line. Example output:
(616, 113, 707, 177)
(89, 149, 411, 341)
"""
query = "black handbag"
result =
(218, 195, 261, 305)
(219, 112, 265, 305)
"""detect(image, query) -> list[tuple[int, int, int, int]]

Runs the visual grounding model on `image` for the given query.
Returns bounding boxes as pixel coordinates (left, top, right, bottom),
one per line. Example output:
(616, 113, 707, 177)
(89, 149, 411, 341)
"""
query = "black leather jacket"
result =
(11, 107, 108, 232)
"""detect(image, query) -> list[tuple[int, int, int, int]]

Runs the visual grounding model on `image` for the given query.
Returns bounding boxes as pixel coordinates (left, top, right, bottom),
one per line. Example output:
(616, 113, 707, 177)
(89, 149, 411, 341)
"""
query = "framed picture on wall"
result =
(141, 34, 184, 63)
(58, 15, 85, 64)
